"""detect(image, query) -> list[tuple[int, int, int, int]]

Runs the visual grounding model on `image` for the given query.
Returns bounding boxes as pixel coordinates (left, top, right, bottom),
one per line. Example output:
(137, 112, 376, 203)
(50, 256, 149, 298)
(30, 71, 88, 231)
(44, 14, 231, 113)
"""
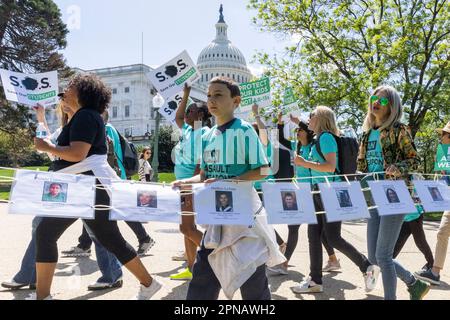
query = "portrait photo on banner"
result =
(137, 190, 158, 208)
(368, 180, 417, 216)
(193, 182, 254, 226)
(215, 191, 233, 212)
(318, 182, 370, 223)
(261, 182, 317, 225)
(413, 180, 450, 213)
(42, 181, 68, 203)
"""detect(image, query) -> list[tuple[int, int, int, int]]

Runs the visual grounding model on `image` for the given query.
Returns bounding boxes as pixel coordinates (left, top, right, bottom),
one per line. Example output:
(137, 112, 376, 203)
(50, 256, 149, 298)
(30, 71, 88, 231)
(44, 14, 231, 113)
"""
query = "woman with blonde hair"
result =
(358, 85, 429, 300)
(291, 106, 376, 294)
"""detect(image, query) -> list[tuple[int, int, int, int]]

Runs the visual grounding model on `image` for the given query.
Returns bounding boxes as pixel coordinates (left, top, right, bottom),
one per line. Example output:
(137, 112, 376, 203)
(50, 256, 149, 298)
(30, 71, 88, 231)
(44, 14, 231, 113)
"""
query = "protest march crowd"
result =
(1, 68, 450, 301)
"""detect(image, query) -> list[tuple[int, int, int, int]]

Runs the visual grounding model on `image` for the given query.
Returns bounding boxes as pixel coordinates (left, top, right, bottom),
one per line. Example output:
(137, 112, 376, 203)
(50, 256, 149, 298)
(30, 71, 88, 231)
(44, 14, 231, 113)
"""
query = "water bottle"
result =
(35, 122, 48, 154)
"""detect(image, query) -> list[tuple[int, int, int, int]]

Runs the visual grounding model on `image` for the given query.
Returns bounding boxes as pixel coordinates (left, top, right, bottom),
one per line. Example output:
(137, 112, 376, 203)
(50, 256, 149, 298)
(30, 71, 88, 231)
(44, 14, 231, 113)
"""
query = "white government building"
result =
(47, 5, 253, 141)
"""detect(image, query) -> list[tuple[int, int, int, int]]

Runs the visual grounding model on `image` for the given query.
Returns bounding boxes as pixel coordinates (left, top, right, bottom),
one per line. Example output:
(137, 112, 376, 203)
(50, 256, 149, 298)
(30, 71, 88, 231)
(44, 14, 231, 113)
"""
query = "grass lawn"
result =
(0, 168, 175, 201)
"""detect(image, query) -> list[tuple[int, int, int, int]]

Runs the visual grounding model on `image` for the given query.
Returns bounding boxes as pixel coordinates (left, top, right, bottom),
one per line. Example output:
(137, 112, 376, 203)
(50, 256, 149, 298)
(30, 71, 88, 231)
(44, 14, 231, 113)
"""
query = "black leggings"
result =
(78, 220, 150, 249)
(36, 184, 136, 264)
(393, 214, 434, 269)
(308, 194, 371, 284)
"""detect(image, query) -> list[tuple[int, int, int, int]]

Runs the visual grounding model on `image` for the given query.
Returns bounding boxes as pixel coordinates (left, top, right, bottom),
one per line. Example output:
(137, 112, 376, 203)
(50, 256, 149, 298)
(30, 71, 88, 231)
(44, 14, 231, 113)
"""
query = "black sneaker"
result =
(137, 237, 155, 256)
(415, 269, 440, 285)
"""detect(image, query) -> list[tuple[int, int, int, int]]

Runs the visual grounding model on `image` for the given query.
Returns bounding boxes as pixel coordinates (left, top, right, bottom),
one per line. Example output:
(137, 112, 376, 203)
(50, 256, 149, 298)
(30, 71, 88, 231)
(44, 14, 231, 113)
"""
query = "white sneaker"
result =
(171, 251, 187, 261)
(291, 277, 323, 294)
(25, 292, 53, 300)
(364, 265, 380, 292)
(323, 259, 341, 272)
(131, 278, 163, 300)
(267, 264, 288, 276)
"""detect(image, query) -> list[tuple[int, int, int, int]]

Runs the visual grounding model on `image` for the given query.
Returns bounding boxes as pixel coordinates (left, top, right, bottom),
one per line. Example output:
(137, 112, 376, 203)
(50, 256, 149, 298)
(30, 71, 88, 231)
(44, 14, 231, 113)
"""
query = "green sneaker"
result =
(408, 279, 430, 300)
(169, 268, 193, 281)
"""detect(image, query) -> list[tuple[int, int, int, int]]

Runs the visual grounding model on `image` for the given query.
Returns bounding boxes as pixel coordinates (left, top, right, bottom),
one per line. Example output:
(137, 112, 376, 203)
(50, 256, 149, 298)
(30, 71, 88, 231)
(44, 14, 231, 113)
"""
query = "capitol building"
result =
(46, 5, 252, 140)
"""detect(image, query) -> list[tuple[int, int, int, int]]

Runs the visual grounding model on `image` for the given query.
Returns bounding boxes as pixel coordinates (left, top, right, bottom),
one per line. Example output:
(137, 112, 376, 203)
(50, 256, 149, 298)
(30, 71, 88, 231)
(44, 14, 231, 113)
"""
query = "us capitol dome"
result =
(197, 5, 253, 87)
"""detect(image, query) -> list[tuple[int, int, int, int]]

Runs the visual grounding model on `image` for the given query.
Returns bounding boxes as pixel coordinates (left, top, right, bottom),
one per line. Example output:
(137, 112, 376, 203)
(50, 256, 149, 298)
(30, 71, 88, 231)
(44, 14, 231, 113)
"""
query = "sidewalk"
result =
(0, 204, 448, 300)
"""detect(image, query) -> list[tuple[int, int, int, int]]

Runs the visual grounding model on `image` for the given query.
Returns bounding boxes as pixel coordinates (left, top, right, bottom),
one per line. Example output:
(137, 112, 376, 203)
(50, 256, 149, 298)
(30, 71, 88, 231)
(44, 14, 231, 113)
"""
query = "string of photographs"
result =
(5, 169, 450, 226)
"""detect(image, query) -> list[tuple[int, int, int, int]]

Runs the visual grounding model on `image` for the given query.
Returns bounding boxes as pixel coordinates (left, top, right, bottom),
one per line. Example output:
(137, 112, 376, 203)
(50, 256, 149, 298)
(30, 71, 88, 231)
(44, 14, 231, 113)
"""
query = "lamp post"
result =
(151, 93, 164, 182)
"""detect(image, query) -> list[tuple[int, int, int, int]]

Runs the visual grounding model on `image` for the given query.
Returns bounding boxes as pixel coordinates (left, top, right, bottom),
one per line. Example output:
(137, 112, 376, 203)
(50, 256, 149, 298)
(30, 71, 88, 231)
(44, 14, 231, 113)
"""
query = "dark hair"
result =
(68, 73, 111, 114)
(140, 146, 152, 159)
(296, 120, 315, 153)
(49, 183, 62, 189)
(210, 76, 241, 98)
(197, 103, 212, 127)
(284, 192, 294, 199)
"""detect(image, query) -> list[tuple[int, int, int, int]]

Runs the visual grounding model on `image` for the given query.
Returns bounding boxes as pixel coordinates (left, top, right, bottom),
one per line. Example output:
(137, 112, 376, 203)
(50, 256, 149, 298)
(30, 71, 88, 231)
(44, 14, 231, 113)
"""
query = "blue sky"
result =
(53, 0, 290, 75)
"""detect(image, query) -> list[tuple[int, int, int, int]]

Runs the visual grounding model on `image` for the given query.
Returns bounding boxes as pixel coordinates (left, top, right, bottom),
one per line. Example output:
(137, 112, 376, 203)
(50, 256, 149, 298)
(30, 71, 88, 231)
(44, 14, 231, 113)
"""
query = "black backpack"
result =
(315, 132, 359, 180)
(116, 132, 139, 178)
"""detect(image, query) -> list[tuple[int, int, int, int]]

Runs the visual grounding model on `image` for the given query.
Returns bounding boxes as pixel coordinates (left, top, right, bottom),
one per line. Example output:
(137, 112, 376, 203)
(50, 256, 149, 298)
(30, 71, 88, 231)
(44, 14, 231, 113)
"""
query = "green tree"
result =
(148, 125, 178, 173)
(249, 0, 450, 136)
(0, 0, 69, 165)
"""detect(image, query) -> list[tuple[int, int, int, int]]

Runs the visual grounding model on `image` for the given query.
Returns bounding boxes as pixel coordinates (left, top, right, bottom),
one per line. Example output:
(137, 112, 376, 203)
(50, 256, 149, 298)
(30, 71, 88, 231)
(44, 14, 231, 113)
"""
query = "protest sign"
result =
(367, 180, 417, 216)
(262, 182, 317, 225)
(236, 78, 271, 118)
(434, 144, 450, 172)
(9, 170, 95, 219)
(193, 181, 254, 225)
(148, 50, 200, 100)
(413, 180, 450, 212)
(158, 91, 194, 123)
(0, 69, 58, 106)
(110, 182, 181, 223)
(318, 181, 370, 222)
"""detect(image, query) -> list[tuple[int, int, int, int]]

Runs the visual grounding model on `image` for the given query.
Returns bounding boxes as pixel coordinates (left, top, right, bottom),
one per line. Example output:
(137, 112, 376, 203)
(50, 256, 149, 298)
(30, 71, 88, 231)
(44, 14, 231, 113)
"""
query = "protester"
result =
(416, 121, 450, 285)
(291, 106, 377, 294)
(173, 77, 285, 300)
(170, 84, 210, 281)
(32, 73, 162, 300)
(138, 147, 154, 182)
(357, 85, 430, 300)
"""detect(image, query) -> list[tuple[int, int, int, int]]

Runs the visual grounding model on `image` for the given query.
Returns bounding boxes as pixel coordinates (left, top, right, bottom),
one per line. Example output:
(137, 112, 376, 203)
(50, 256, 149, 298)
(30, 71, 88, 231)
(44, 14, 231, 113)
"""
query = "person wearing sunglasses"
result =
(416, 121, 450, 286)
(357, 85, 429, 300)
(139, 147, 154, 182)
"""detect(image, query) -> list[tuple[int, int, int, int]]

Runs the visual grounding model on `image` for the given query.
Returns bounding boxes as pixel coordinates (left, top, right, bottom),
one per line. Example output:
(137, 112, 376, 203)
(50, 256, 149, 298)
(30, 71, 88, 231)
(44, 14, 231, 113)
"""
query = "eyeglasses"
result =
(370, 95, 389, 107)
(441, 132, 450, 138)
(145, 152, 151, 155)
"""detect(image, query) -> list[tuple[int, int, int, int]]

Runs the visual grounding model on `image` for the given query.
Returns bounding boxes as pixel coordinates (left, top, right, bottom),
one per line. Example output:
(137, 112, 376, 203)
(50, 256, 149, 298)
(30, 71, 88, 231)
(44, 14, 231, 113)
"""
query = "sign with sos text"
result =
(148, 50, 200, 100)
(158, 91, 194, 123)
(0, 69, 58, 107)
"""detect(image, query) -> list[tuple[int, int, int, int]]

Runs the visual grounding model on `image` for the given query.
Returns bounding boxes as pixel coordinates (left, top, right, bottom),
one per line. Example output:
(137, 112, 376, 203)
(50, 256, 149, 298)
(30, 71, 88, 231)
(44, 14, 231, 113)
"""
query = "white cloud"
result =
(290, 33, 302, 44)
(248, 64, 267, 77)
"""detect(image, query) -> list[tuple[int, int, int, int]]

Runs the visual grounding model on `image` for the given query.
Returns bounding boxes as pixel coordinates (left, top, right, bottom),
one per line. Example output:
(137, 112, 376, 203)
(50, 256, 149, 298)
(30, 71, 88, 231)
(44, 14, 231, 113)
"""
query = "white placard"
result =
(367, 180, 417, 216)
(318, 182, 370, 222)
(158, 91, 195, 123)
(261, 182, 317, 225)
(413, 180, 450, 212)
(193, 181, 254, 226)
(0, 69, 58, 106)
(110, 182, 181, 223)
(9, 170, 96, 219)
(148, 50, 200, 100)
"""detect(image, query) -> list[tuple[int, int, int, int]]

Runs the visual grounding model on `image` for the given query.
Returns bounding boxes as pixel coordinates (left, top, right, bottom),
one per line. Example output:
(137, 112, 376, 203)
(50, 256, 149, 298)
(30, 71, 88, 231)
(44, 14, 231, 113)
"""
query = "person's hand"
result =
(294, 154, 307, 167)
(172, 180, 186, 189)
(183, 83, 192, 95)
(33, 104, 45, 123)
(34, 138, 54, 152)
(277, 112, 284, 124)
(252, 104, 259, 116)
(386, 165, 401, 178)
(290, 114, 300, 125)
(204, 178, 219, 185)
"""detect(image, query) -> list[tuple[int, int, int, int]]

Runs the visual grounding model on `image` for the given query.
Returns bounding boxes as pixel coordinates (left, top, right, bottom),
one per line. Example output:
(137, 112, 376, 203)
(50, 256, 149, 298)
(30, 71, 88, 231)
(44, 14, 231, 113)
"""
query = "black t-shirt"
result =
(52, 108, 107, 172)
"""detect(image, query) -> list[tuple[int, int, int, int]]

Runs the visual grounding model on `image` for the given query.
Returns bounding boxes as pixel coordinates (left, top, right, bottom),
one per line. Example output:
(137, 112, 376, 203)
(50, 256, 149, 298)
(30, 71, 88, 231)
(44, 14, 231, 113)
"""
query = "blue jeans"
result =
(13, 217, 122, 285)
(367, 209, 416, 300)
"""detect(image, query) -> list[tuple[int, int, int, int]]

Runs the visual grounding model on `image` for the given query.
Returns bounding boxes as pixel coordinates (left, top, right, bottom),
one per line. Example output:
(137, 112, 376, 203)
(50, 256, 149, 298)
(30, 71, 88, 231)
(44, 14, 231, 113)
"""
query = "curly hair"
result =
(67, 73, 111, 114)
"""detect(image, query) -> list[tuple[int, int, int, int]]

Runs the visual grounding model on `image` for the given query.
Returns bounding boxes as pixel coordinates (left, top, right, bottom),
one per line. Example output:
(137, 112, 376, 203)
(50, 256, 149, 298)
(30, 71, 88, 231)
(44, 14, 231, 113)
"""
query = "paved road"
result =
(0, 204, 449, 300)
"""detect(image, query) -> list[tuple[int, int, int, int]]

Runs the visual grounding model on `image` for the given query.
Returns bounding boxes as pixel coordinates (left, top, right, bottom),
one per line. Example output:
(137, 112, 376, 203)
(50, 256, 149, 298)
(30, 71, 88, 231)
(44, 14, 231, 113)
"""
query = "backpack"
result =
(106, 136, 122, 177)
(116, 132, 139, 178)
(315, 132, 359, 180)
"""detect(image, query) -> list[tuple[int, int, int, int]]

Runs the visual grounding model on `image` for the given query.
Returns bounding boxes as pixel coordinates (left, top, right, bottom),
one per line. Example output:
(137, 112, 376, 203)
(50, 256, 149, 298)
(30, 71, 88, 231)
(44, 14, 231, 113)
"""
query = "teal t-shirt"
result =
(106, 124, 126, 180)
(201, 118, 269, 179)
(254, 141, 274, 190)
(294, 142, 313, 184)
(174, 124, 209, 180)
(310, 133, 340, 184)
(366, 129, 384, 173)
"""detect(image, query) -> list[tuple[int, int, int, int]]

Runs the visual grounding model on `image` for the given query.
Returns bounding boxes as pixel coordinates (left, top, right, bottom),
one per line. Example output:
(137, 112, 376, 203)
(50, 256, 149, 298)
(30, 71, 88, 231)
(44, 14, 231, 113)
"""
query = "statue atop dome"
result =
(218, 4, 225, 23)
